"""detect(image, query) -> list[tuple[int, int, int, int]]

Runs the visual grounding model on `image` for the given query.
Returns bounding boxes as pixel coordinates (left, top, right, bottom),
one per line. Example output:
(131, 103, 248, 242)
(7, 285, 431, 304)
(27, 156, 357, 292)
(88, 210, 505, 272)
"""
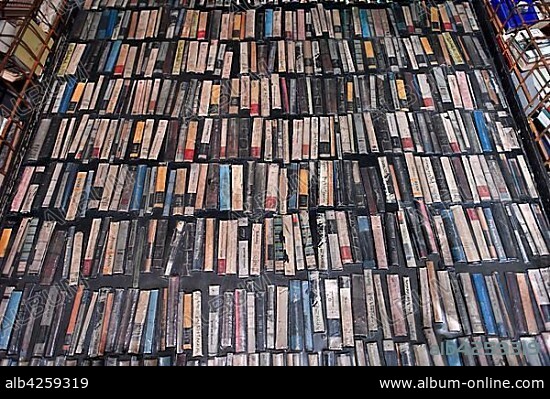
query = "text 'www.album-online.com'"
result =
(379, 377, 545, 389)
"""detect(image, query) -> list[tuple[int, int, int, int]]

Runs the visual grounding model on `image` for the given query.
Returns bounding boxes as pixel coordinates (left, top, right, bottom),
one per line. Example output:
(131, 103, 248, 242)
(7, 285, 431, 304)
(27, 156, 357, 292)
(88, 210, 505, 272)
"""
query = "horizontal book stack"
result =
(0, 0, 549, 366)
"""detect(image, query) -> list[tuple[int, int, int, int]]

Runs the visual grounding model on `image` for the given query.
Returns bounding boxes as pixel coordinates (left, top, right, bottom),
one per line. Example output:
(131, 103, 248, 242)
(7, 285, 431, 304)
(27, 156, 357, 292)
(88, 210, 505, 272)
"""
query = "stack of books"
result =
(0, 0, 549, 366)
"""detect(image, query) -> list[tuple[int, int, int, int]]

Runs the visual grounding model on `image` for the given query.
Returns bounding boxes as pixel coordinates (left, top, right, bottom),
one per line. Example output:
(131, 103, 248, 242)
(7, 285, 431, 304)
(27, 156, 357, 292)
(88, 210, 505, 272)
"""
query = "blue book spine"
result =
(61, 164, 78, 213)
(0, 291, 22, 350)
(357, 216, 376, 268)
(495, 313, 508, 338)
(441, 210, 467, 263)
(289, 280, 304, 352)
(288, 164, 298, 211)
(542, 134, 550, 154)
(299, 352, 308, 367)
(97, 10, 109, 40)
(472, 273, 497, 335)
(483, 278, 507, 338)
(493, 272, 512, 337)
(159, 356, 172, 366)
(485, 276, 508, 338)
(175, 10, 185, 36)
(359, 9, 371, 38)
(80, 171, 94, 218)
(327, 319, 341, 348)
(422, 122, 434, 154)
(324, 351, 336, 366)
(445, 339, 463, 366)
(106, 10, 118, 38)
(130, 165, 147, 211)
(163, 170, 176, 217)
(301, 281, 314, 352)
(143, 290, 159, 354)
(59, 78, 76, 113)
(474, 110, 492, 152)
(482, 208, 507, 262)
(265, 10, 273, 38)
(493, 272, 515, 338)
(332, 161, 341, 205)
(536, 335, 550, 366)
(219, 164, 231, 211)
(105, 40, 122, 73)
(411, 74, 422, 101)
(341, 9, 349, 31)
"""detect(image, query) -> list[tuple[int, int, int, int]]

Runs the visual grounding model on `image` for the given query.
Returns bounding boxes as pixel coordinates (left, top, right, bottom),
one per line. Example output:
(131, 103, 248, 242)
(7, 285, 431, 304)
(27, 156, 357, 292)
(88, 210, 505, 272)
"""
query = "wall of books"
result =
(0, 0, 549, 366)
(483, 0, 550, 170)
(0, 0, 72, 205)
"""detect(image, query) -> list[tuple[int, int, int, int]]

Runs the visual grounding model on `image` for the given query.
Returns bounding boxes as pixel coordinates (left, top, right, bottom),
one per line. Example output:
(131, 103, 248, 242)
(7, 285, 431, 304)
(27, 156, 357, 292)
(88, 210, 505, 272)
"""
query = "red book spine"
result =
(217, 259, 226, 275)
(184, 149, 195, 162)
(302, 144, 309, 158)
(401, 137, 414, 150)
(467, 208, 478, 221)
(423, 97, 434, 108)
(250, 103, 259, 116)
(83, 259, 93, 277)
(265, 196, 277, 210)
(280, 77, 289, 112)
(450, 142, 460, 153)
(478, 185, 490, 199)
(340, 246, 352, 263)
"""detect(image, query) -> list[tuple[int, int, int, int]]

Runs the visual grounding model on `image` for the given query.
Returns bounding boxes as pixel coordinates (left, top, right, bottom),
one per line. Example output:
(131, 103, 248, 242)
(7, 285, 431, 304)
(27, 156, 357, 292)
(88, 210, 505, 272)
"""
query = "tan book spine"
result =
(517, 273, 539, 335)
(192, 291, 203, 357)
(459, 273, 485, 334)
(373, 274, 392, 339)
(182, 293, 193, 350)
(275, 286, 288, 350)
(231, 164, 243, 211)
(387, 274, 407, 337)
(250, 223, 262, 276)
(102, 222, 119, 276)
